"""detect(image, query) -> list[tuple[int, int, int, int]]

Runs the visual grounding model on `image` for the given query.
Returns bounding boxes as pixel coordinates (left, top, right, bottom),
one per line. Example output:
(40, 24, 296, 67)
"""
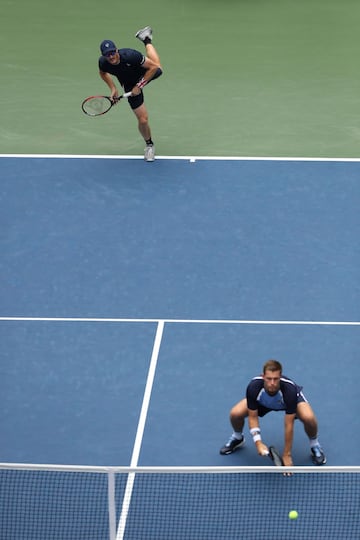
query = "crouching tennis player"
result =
(220, 359, 326, 465)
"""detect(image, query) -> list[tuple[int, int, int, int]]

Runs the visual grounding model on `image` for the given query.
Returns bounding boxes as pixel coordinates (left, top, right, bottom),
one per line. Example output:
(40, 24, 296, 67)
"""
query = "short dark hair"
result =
(263, 359, 282, 374)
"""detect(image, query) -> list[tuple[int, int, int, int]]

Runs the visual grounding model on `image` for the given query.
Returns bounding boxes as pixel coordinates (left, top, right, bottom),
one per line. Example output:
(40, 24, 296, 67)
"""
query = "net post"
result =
(107, 469, 116, 540)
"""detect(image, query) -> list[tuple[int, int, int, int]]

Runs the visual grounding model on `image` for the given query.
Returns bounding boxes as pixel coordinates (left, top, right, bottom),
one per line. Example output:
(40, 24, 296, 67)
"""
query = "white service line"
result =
(1, 154, 360, 162)
(0, 316, 359, 325)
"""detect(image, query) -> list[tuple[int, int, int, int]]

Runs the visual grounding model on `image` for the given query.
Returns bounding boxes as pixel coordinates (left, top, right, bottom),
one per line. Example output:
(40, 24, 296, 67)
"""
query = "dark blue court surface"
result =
(1, 156, 359, 467)
(1, 157, 359, 321)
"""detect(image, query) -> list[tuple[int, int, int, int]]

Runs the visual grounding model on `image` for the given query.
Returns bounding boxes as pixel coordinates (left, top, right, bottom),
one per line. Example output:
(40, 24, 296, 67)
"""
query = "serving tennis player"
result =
(220, 359, 326, 465)
(98, 26, 163, 161)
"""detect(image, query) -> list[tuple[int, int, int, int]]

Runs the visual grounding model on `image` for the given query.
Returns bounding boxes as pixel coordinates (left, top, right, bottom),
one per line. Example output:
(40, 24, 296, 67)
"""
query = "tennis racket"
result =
(268, 445, 293, 476)
(81, 92, 132, 117)
(268, 446, 284, 466)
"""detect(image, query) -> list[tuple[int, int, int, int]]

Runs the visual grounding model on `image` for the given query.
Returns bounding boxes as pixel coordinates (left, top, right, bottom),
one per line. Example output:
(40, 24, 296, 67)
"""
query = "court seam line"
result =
(1, 154, 360, 162)
(0, 317, 359, 325)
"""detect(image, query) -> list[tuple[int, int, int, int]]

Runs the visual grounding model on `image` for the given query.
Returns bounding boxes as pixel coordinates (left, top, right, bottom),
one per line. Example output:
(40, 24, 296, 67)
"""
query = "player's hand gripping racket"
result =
(267, 446, 293, 476)
(81, 92, 132, 117)
(267, 446, 284, 466)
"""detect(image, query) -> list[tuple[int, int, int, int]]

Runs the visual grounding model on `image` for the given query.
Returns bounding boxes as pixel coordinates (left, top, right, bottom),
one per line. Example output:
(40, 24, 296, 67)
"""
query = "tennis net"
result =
(0, 463, 359, 540)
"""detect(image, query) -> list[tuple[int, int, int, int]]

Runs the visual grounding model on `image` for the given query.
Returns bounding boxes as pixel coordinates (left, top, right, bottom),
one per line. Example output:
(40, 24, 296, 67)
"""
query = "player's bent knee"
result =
(297, 403, 317, 424)
(153, 67, 163, 80)
(230, 400, 248, 419)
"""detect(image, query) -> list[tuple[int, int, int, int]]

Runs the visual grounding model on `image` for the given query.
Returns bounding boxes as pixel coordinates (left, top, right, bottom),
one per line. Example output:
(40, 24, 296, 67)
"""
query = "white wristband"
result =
(250, 427, 261, 443)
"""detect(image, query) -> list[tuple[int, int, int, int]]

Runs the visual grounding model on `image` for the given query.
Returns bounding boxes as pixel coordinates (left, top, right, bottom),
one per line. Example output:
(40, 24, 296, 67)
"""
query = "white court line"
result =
(0, 316, 359, 325)
(116, 320, 164, 540)
(1, 154, 360, 162)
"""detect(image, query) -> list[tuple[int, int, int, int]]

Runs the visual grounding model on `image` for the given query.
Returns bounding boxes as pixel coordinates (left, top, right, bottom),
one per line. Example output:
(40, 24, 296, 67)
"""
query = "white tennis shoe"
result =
(144, 145, 155, 162)
(135, 26, 153, 43)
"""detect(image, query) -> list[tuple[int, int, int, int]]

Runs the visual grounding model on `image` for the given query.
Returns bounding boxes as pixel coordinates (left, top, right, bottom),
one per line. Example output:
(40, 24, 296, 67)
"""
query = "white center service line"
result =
(116, 320, 164, 540)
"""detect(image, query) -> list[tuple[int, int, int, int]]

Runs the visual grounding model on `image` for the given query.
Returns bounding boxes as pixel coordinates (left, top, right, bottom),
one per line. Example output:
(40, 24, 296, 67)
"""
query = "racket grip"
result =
(123, 92, 132, 98)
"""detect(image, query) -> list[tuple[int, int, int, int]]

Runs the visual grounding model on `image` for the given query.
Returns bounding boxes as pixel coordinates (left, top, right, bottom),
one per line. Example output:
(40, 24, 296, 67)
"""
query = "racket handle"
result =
(113, 92, 132, 103)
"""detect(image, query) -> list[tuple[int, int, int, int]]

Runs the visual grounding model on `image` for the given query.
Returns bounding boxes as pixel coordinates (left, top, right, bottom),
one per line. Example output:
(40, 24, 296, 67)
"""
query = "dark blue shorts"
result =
(127, 92, 144, 110)
(125, 67, 163, 110)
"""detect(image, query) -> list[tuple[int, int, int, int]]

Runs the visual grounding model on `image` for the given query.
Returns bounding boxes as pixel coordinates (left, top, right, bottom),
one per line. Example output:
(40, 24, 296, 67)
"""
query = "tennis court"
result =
(1, 0, 360, 537)
(1, 156, 359, 538)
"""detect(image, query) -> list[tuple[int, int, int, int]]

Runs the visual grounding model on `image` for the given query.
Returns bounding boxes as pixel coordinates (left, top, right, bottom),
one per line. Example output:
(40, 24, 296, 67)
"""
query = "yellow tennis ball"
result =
(289, 510, 298, 520)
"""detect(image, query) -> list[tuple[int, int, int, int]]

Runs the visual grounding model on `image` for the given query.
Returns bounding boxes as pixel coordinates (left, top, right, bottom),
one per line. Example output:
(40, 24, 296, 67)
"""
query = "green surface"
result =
(1, 0, 360, 157)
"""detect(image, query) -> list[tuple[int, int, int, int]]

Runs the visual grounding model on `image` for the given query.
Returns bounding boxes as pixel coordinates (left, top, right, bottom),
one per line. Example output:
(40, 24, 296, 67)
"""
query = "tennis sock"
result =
(145, 138, 154, 146)
(144, 37, 152, 45)
(309, 437, 320, 447)
(233, 431, 243, 440)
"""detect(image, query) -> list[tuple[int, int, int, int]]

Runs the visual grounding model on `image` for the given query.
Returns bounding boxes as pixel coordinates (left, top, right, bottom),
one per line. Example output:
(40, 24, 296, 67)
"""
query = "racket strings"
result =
(82, 97, 112, 116)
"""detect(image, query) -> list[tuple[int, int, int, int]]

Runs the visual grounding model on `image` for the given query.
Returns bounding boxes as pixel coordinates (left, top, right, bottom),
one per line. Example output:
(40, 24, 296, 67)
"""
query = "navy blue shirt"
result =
(246, 376, 304, 415)
(98, 48, 146, 90)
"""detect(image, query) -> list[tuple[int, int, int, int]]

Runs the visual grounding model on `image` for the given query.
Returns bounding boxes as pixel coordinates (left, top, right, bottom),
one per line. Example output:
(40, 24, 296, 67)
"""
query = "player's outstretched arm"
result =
(283, 413, 296, 464)
(99, 71, 119, 99)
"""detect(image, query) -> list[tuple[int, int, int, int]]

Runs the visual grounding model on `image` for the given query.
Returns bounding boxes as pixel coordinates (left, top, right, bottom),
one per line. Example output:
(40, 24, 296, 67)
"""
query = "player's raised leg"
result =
(135, 26, 162, 67)
(220, 398, 248, 455)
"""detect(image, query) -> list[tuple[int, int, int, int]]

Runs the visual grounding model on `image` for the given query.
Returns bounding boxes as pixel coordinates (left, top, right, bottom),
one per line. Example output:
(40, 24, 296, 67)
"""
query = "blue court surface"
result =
(1, 156, 360, 540)
(1, 155, 359, 468)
